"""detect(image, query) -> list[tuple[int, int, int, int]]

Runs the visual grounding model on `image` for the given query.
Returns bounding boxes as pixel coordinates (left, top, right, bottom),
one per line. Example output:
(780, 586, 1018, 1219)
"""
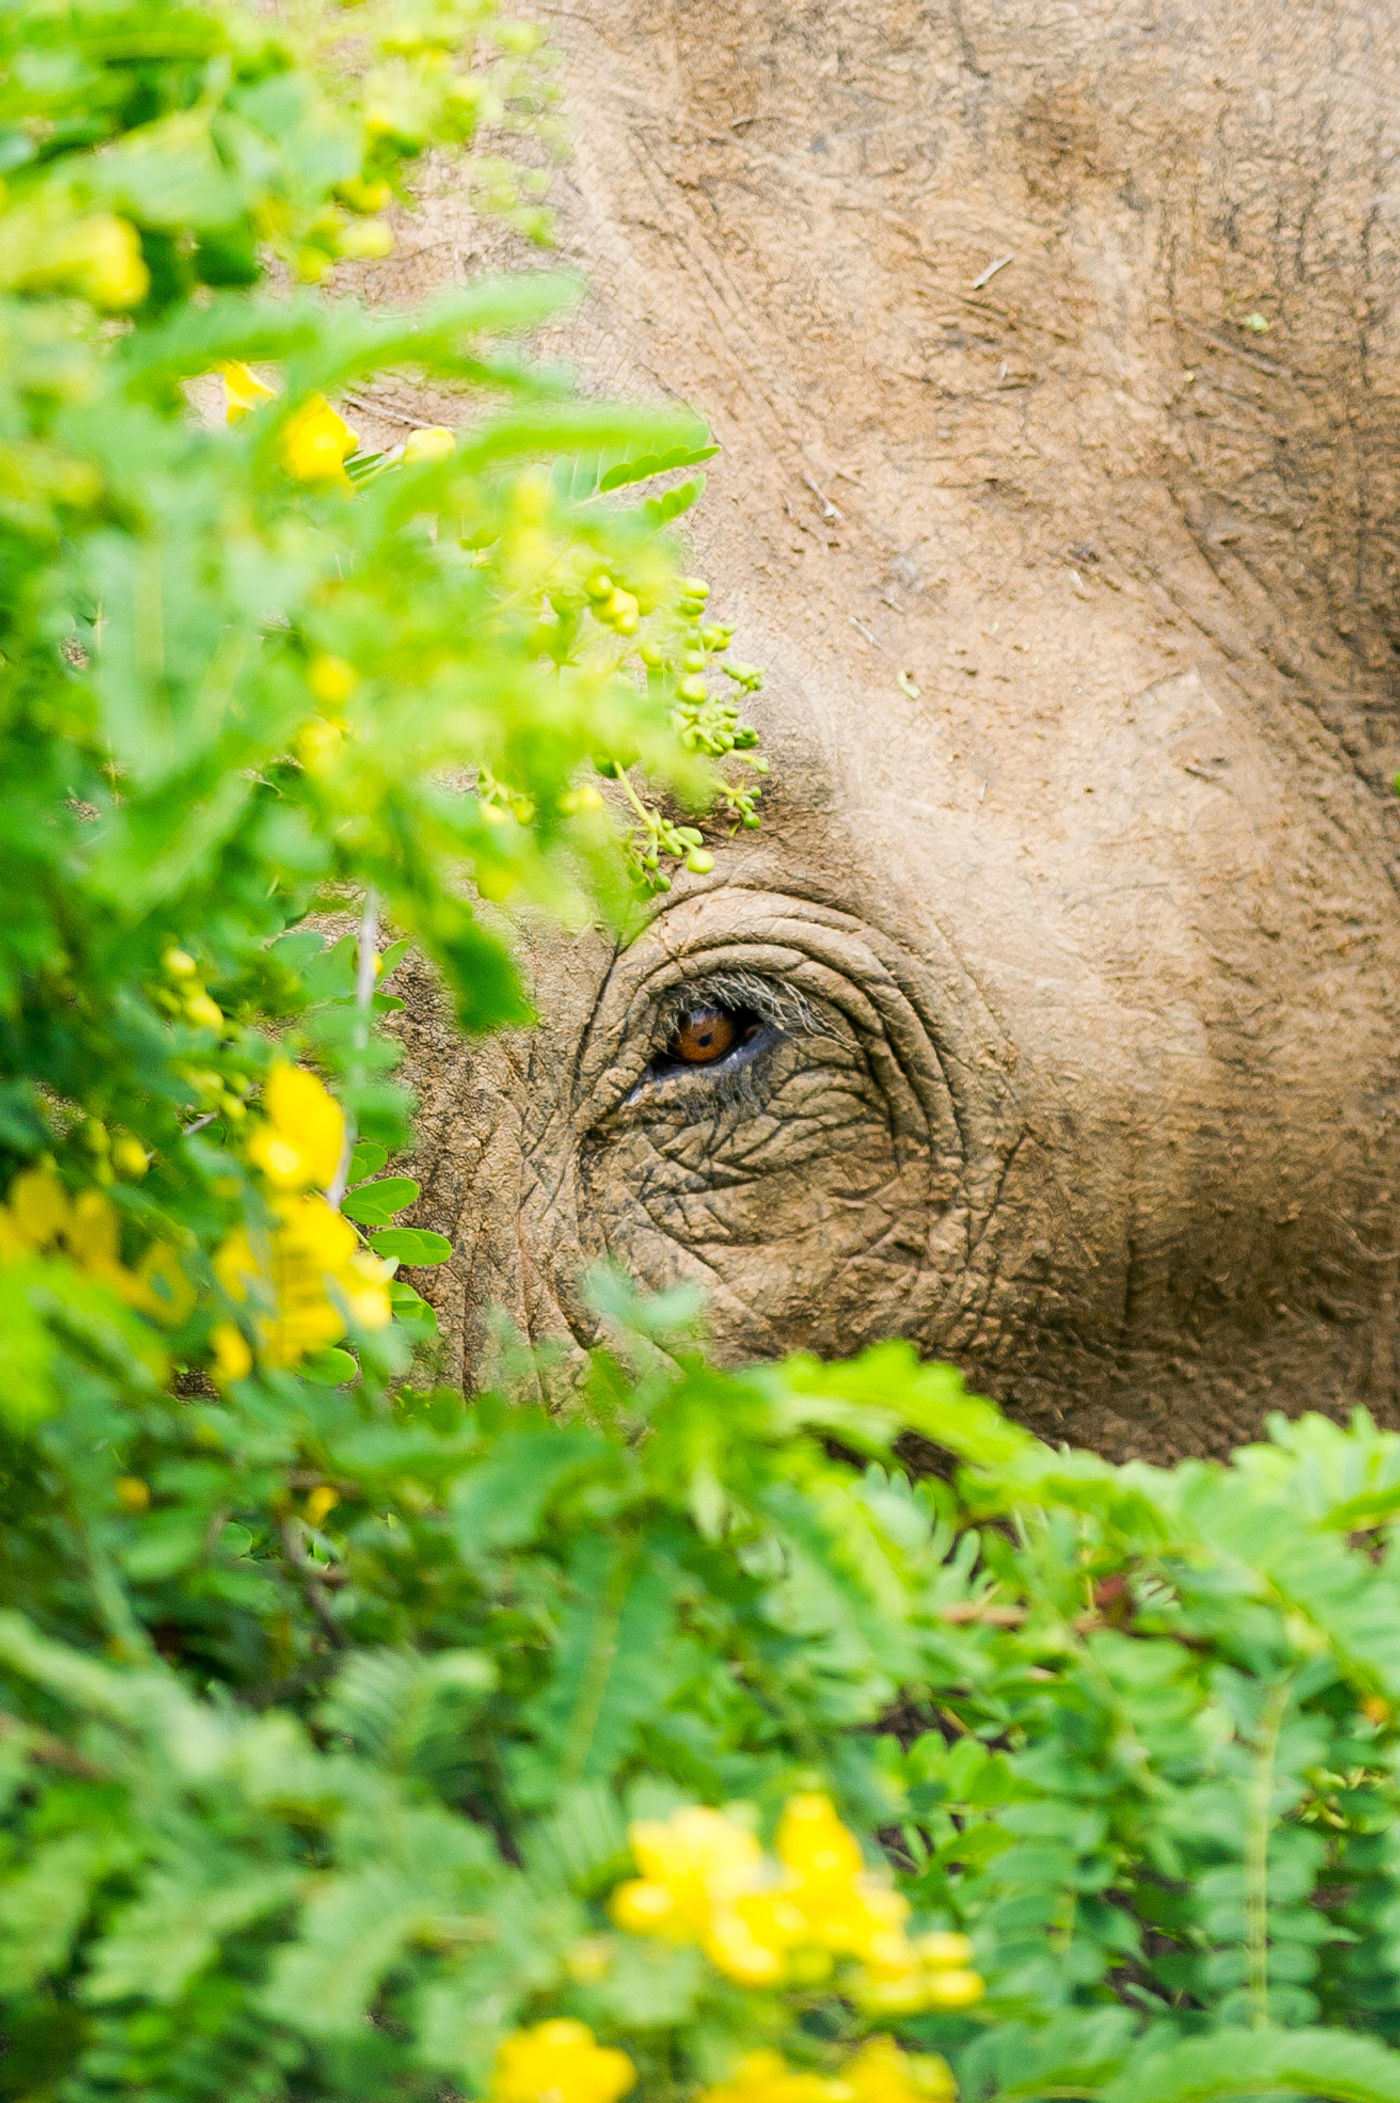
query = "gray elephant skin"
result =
(383, 0, 1400, 1460)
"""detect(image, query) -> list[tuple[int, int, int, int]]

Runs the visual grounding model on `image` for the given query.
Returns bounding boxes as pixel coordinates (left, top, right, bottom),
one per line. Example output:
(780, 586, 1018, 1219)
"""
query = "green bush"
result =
(7, 5, 1400, 2102)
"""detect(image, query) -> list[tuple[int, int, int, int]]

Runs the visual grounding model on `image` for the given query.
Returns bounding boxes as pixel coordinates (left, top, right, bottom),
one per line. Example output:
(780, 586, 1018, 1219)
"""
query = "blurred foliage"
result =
(17, 1308, 1400, 2102)
(7, 5, 1400, 2103)
(0, 0, 765, 1418)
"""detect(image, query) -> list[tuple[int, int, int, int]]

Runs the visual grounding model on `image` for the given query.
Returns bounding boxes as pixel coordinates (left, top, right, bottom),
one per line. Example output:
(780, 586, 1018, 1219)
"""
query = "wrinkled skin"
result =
(390, 0, 1400, 1458)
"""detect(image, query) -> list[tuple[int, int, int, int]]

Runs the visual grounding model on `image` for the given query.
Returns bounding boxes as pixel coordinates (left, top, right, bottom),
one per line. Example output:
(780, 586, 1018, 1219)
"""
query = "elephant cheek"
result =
(408, 1040, 594, 1392)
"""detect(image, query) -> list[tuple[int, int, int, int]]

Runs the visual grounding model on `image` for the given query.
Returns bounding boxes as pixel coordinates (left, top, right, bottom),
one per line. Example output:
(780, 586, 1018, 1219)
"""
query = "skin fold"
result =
(388, 0, 1400, 1458)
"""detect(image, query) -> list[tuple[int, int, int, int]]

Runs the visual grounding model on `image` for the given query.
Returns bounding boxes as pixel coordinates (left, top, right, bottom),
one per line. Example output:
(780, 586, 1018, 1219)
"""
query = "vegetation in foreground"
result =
(6, 4, 1400, 2100)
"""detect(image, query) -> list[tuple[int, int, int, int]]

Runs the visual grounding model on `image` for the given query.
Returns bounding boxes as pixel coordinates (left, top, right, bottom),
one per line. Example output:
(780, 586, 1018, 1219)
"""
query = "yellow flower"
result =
(304, 1484, 340, 1528)
(778, 1794, 865, 1887)
(854, 1930, 983, 2015)
(335, 217, 393, 260)
(338, 177, 392, 214)
(9, 1165, 69, 1245)
(64, 1188, 122, 1270)
(697, 2051, 841, 2103)
(296, 717, 345, 771)
(134, 1241, 195, 1325)
(247, 1062, 344, 1192)
(216, 1193, 390, 1367)
(699, 2042, 956, 2103)
(115, 1476, 151, 1514)
(0, 1165, 187, 1322)
(912, 1968, 984, 2013)
(184, 990, 224, 1031)
(111, 1134, 149, 1179)
(916, 1932, 975, 1968)
(67, 214, 149, 308)
(307, 654, 358, 705)
(490, 2021, 635, 2103)
(703, 1902, 791, 1985)
(844, 2039, 957, 2103)
(402, 424, 455, 465)
(210, 1320, 253, 1384)
(611, 1805, 764, 1944)
(281, 394, 360, 482)
(609, 1793, 986, 2011)
(221, 361, 277, 423)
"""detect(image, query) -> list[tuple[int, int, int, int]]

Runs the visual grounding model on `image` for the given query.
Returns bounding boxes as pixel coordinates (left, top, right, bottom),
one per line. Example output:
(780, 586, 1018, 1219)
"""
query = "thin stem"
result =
(326, 885, 378, 1207)
(1246, 1676, 1292, 2029)
(278, 1517, 347, 1649)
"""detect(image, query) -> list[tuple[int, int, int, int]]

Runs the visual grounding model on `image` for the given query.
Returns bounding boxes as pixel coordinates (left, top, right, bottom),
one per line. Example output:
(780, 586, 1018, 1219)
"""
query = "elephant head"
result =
(389, 0, 1400, 1458)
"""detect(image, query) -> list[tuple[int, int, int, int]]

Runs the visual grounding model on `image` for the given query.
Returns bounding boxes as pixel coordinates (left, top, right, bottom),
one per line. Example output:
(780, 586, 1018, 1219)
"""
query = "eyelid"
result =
(576, 965, 810, 1126)
(574, 891, 1016, 1261)
(648, 970, 813, 1049)
(572, 892, 977, 1176)
(643, 1008, 775, 1092)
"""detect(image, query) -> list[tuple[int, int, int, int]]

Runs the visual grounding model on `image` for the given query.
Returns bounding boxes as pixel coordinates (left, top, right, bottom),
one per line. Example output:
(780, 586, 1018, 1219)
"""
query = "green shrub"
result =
(7, 5, 1400, 2102)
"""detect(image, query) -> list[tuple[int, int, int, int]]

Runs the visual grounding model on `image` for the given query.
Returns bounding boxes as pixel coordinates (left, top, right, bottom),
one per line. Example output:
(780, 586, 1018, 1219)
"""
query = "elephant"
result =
(384, 0, 1400, 1460)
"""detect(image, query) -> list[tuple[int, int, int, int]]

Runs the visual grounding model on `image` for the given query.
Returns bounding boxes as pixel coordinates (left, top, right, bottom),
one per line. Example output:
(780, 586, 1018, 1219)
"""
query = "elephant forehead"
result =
(385, 0, 1400, 1446)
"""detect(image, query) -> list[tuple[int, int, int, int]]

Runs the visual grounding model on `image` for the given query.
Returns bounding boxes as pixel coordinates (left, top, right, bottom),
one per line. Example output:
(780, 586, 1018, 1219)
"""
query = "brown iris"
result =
(671, 1006, 736, 1065)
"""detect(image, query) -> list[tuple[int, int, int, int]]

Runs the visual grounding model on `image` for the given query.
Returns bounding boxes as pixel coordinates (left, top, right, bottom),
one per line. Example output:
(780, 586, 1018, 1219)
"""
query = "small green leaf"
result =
(348, 1140, 388, 1181)
(301, 1347, 358, 1386)
(342, 1176, 420, 1225)
(641, 474, 705, 527)
(369, 1226, 453, 1266)
(1100, 2028, 1400, 2103)
(388, 1277, 439, 1340)
(597, 440, 718, 492)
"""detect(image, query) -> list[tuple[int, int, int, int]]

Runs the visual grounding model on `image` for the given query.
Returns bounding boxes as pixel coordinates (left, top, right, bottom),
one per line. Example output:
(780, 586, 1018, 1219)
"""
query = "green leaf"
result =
(301, 1346, 358, 1386)
(348, 1139, 389, 1181)
(432, 913, 533, 1035)
(1100, 2030, 1400, 2103)
(520, 1532, 681, 1800)
(368, 1226, 452, 1266)
(342, 1175, 420, 1226)
(598, 441, 718, 492)
(320, 1647, 496, 1770)
(387, 1276, 439, 1341)
(83, 1863, 303, 2005)
(258, 1866, 434, 2037)
(0, 1832, 110, 1993)
(450, 1423, 610, 1554)
(641, 473, 706, 526)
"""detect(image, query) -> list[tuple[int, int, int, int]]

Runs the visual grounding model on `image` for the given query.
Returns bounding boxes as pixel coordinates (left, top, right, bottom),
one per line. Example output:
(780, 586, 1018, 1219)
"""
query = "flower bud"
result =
(307, 655, 358, 705)
(220, 361, 276, 424)
(335, 217, 394, 260)
(402, 424, 455, 465)
(920, 1967, 984, 2010)
(111, 1134, 149, 1179)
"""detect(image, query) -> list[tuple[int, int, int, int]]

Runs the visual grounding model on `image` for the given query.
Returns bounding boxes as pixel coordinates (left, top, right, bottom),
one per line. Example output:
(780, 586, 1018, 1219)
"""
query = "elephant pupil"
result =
(673, 1007, 735, 1063)
(666, 1004, 768, 1068)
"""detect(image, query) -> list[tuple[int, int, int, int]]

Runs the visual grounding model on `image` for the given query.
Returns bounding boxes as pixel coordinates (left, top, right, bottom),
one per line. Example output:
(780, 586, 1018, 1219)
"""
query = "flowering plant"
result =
(10, 8, 1400, 2103)
(0, 0, 763, 1420)
(611, 1796, 982, 2010)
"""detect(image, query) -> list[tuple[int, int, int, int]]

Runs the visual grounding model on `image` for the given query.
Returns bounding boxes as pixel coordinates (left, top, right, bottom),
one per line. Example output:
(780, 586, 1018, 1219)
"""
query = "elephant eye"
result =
(655, 1002, 764, 1075)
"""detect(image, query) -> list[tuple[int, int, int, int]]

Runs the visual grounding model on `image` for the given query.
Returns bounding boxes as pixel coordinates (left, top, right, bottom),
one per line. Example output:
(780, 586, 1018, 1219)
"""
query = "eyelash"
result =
(638, 974, 814, 1093)
(648, 1006, 770, 1081)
